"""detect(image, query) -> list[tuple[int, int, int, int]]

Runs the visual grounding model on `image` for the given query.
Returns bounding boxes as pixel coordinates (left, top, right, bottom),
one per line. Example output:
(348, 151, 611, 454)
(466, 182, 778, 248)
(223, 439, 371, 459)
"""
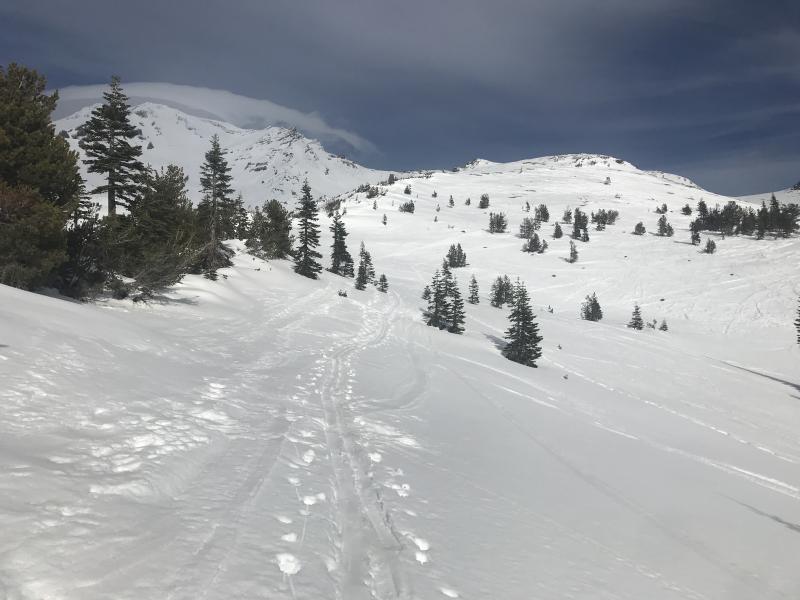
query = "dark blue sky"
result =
(2, 0, 799, 195)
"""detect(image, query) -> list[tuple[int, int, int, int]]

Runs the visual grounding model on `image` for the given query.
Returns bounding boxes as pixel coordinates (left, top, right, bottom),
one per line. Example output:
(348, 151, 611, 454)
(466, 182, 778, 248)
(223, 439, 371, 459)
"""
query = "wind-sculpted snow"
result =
(1, 154, 800, 599)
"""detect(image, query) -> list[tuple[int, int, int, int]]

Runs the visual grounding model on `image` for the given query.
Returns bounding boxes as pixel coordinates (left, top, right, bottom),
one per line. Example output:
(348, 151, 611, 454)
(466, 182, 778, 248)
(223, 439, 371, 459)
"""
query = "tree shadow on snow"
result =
(721, 361, 800, 400)
(484, 333, 507, 352)
(134, 294, 199, 306)
(729, 498, 800, 535)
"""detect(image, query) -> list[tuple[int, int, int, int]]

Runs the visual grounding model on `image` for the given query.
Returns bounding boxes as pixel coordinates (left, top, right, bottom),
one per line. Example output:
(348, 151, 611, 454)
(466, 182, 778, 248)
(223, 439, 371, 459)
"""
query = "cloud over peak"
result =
(53, 82, 376, 154)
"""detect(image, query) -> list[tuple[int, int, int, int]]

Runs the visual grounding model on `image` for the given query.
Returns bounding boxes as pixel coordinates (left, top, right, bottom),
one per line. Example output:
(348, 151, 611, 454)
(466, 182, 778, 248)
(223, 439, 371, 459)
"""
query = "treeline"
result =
(691, 197, 798, 239)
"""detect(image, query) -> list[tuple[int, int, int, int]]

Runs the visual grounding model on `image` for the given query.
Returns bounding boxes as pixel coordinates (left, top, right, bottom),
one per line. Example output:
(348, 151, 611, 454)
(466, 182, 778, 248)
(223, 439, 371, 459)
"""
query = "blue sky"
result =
(2, 0, 798, 195)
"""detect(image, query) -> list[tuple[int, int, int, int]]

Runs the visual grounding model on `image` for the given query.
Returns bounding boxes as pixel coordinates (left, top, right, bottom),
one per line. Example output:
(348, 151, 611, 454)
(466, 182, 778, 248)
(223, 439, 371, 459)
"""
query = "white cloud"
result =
(52, 82, 376, 153)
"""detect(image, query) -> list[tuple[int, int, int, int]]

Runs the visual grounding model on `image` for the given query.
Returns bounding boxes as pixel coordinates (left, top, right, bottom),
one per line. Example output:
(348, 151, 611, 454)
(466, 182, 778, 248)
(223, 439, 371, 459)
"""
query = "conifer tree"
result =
(77, 75, 144, 215)
(633, 222, 646, 235)
(795, 296, 800, 345)
(468, 274, 479, 304)
(328, 211, 354, 277)
(448, 195, 454, 208)
(377, 273, 388, 292)
(293, 181, 322, 278)
(246, 199, 293, 259)
(682, 204, 692, 215)
(197, 134, 235, 271)
(704, 238, 716, 254)
(581, 228, 590, 242)
(0, 63, 83, 209)
(448, 281, 466, 334)
(422, 285, 431, 300)
(628, 304, 644, 330)
(502, 280, 542, 367)
(580, 293, 603, 321)
(359, 242, 376, 282)
(553, 222, 563, 238)
(562, 208, 572, 224)
(568, 240, 578, 263)
(490, 276, 505, 307)
(354, 259, 368, 290)
(382, 213, 387, 226)
(426, 270, 447, 328)
(659, 319, 668, 331)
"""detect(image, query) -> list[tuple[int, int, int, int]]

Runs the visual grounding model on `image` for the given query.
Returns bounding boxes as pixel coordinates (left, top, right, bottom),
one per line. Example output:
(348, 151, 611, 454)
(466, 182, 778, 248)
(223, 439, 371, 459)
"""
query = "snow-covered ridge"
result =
(56, 102, 392, 207)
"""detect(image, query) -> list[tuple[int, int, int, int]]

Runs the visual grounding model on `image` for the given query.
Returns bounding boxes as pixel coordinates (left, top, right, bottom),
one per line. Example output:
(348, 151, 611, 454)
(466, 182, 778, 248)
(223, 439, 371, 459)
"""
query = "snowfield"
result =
(1, 154, 799, 599)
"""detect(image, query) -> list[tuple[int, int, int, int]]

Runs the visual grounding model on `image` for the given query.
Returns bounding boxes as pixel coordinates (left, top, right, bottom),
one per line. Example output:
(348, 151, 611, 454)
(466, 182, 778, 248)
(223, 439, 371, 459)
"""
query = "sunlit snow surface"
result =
(1, 154, 799, 599)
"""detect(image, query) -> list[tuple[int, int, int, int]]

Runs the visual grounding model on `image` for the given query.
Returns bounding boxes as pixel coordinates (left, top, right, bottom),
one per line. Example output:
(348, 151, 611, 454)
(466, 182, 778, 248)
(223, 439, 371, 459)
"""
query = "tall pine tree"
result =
(502, 280, 542, 367)
(328, 211, 354, 276)
(197, 134, 234, 272)
(468, 274, 480, 304)
(77, 75, 144, 215)
(293, 181, 322, 278)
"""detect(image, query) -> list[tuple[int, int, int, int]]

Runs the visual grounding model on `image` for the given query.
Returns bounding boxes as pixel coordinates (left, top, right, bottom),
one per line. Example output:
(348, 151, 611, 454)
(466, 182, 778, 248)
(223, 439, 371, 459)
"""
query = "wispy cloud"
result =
(53, 82, 377, 154)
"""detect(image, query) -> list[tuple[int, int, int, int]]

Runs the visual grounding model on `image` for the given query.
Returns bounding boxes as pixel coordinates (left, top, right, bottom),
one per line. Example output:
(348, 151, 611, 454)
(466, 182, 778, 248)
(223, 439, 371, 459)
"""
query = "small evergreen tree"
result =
(328, 211, 354, 277)
(628, 304, 644, 330)
(562, 207, 572, 224)
(704, 238, 717, 254)
(488, 212, 508, 233)
(553, 222, 563, 238)
(580, 293, 603, 321)
(77, 75, 144, 215)
(478, 193, 490, 209)
(633, 221, 646, 235)
(502, 280, 542, 367)
(354, 259, 368, 290)
(404, 184, 412, 195)
(293, 181, 322, 278)
(534, 204, 550, 222)
(568, 240, 578, 263)
(382, 213, 387, 226)
(580, 228, 590, 242)
(681, 204, 692, 215)
(377, 273, 388, 292)
(658, 319, 668, 331)
(465, 197, 471, 206)
(399, 200, 415, 213)
(359, 241, 376, 283)
(468, 274, 479, 304)
(448, 282, 466, 334)
(448, 195, 454, 208)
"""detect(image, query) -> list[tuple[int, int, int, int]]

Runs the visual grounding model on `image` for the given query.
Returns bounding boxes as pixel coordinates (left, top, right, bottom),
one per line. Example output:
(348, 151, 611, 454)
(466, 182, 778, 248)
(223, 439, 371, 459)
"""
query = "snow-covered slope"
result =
(2, 153, 800, 599)
(737, 184, 800, 207)
(55, 102, 392, 206)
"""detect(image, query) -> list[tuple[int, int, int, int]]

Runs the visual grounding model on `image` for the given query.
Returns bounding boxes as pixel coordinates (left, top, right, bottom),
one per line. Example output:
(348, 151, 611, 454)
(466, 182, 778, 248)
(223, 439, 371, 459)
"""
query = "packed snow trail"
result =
(3, 154, 800, 598)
